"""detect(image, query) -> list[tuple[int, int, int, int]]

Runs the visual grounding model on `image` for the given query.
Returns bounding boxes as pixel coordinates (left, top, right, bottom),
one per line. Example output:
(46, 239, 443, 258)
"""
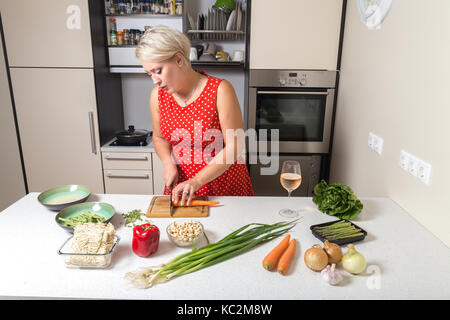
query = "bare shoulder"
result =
(217, 79, 235, 96)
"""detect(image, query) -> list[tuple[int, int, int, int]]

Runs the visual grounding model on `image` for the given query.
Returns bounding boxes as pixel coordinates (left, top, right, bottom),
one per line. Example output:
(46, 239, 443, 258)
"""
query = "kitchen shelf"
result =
(191, 61, 244, 68)
(106, 14, 183, 18)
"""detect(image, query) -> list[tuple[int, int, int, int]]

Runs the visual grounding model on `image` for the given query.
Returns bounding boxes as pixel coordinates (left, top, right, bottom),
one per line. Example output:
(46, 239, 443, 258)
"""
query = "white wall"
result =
(331, 0, 450, 247)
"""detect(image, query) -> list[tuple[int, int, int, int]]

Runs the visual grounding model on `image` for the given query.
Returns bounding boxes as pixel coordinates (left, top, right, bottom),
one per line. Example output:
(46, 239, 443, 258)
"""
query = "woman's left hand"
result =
(172, 178, 202, 206)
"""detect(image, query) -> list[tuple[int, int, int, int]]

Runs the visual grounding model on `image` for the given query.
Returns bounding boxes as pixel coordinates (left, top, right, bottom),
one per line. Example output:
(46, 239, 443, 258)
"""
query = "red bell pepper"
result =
(132, 223, 160, 257)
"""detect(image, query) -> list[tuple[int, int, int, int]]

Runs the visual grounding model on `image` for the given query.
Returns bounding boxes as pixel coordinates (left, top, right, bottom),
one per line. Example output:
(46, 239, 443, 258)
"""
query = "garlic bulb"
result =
(321, 264, 343, 285)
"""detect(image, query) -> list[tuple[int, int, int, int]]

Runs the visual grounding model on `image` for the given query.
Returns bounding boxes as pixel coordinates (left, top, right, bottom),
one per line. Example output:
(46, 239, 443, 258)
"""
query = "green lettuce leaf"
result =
(312, 180, 363, 220)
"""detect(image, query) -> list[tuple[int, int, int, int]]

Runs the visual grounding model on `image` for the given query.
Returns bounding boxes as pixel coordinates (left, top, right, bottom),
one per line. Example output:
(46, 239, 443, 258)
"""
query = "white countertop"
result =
(1, 193, 449, 300)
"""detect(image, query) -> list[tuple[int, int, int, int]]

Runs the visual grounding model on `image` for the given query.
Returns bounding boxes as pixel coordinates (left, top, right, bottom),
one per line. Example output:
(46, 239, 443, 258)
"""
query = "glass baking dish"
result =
(57, 235, 120, 269)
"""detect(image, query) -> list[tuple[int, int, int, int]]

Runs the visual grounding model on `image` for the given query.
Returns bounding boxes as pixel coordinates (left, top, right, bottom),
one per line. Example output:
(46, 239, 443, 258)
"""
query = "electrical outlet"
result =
(399, 150, 409, 170)
(417, 160, 432, 184)
(368, 133, 375, 149)
(374, 136, 383, 155)
(399, 150, 432, 185)
(407, 155, 418, 177)
(368, 132, 383, 155)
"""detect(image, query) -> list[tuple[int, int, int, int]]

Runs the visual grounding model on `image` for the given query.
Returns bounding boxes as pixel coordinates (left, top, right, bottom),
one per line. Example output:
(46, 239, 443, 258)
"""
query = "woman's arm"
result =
(150, 87, 178, 189)
(173, 79, 245, 205)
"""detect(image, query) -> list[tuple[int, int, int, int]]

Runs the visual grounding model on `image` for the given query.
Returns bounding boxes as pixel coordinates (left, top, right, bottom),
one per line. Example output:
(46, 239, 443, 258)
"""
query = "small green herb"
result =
(122, 209, 148, 227)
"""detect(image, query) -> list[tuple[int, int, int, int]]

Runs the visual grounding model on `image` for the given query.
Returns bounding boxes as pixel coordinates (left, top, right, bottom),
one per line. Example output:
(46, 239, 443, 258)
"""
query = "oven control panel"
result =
(279, 72, 308, 87)
(249, 70, 337, 89)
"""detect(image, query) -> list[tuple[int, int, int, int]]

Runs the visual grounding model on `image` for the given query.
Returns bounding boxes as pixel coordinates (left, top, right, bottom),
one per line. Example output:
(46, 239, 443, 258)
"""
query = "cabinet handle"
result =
(106, 173, 150, 179)
(104, 155, 148, 161)
(88, 111, 96, 154)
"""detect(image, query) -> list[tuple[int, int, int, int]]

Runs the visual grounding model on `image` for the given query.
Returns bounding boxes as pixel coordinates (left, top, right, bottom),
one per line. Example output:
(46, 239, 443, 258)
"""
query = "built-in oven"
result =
(247, 69, 337, 196)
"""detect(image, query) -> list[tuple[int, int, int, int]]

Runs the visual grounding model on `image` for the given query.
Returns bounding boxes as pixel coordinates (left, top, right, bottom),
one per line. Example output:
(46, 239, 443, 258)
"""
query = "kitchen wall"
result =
(0, 26, 26, 210)
(331, 0, 450, 247)
(121, 69, 247, 131)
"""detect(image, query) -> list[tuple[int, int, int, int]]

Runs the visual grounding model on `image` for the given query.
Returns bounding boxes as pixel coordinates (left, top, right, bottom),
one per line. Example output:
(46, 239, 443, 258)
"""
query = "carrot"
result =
(262, 234, 290, 271)
(172, 200, 220, 207)
(277, 239, 296, 275)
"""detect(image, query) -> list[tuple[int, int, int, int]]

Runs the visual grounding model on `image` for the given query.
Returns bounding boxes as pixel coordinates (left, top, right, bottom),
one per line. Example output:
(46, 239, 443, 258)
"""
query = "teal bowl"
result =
(38, 185, 91, 211)
(55, 202, 115, 233)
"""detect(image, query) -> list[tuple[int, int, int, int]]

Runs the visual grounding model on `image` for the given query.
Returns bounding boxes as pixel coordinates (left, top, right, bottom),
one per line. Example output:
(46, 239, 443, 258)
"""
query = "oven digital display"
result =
(288, 73, 297, 77)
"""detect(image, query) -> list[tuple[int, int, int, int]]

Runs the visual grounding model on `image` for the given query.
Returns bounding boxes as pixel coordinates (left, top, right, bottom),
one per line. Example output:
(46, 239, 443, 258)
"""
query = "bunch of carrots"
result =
(262, 234, 296, 275)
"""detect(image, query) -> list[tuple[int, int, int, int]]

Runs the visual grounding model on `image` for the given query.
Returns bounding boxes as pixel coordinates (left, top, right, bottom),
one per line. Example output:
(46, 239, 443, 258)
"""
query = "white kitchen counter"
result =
(1, 193, 449, 300)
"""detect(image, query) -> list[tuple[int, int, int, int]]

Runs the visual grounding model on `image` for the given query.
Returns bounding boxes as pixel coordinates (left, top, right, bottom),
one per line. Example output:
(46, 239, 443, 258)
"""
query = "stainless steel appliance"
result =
(248, 69, 337, 196)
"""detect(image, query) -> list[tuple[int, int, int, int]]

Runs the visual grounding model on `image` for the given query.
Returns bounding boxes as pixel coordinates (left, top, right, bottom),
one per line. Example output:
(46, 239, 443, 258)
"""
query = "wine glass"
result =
(279, 160, 302, 218)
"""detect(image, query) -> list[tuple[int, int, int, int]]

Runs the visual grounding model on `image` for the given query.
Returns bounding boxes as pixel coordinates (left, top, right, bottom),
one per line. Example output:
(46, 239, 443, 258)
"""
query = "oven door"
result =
(248, 88, 334, 153)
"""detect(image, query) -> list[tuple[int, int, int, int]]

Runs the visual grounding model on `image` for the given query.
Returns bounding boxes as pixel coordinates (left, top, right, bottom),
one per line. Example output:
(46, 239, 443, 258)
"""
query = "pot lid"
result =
(116, 125, 150, 138)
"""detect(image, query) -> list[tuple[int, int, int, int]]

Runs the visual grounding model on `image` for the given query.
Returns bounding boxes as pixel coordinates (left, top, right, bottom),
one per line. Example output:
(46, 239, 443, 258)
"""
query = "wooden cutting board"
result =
(146, 196, 209, 218)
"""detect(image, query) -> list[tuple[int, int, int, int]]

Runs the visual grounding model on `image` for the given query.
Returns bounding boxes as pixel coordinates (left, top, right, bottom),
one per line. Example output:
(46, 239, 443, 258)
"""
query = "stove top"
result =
(108, 138, 149, 147)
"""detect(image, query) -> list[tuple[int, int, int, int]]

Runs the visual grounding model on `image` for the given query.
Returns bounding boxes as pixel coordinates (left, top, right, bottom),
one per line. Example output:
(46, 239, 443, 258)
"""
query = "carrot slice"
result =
(262, 234, 290, 271)
(277, 239, 296, 275)
(172, 200, 220, 207)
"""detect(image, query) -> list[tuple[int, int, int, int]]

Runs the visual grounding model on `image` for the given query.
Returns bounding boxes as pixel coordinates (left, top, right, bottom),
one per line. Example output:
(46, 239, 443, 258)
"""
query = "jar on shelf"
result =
(123, 29, 130, 45)
(110, 30, 118, 46)
(175, 0, 183, 15)
(109, 18, 117, 32)
(117, 31, 123, 46)
(130, 29, 136, 45)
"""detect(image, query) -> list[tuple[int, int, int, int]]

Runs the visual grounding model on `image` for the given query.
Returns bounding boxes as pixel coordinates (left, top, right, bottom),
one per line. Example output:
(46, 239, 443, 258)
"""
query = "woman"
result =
(136, 25, 254, 206)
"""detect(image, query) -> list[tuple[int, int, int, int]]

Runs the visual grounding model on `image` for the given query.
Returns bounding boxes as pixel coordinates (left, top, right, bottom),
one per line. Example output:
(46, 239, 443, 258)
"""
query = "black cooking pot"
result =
(115, 125, 151, 145)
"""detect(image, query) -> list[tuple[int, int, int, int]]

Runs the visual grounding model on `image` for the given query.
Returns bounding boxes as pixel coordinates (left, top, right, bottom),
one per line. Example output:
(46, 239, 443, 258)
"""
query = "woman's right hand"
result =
(163, 161, 179, 190)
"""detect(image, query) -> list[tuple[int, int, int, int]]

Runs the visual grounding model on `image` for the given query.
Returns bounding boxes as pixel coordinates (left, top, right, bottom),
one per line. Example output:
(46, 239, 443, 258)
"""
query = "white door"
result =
(0, 0, 93, 67)
(9, 68, 104, 193)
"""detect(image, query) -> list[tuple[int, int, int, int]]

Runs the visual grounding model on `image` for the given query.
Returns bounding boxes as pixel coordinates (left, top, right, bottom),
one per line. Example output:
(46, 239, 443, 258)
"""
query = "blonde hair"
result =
(136, 25, 191, 66)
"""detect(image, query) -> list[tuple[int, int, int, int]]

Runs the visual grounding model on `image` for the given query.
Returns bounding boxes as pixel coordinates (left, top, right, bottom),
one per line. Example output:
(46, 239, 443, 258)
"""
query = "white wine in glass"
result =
(279, 160, 302, 218)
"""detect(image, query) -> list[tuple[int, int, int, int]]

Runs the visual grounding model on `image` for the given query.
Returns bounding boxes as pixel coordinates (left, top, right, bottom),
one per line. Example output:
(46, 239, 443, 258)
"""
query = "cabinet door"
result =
(152, 153, 165, 195)
(0, 0, 93, 67)
(9, 68, 104, 193)
(104, 169, 153, 195)
(0, 32, 26, 210)
(250, 0, 343, 70)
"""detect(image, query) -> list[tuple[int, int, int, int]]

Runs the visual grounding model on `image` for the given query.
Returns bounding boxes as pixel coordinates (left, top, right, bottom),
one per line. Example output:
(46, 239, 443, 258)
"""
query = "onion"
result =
(341, 244, 366, 274)
(304, 244, 328, 271)
(323, 240, 343, 264)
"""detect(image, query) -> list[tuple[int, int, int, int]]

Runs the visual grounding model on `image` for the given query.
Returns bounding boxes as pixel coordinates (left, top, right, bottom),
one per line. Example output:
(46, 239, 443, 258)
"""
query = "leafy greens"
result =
(312, 180, 363, 220)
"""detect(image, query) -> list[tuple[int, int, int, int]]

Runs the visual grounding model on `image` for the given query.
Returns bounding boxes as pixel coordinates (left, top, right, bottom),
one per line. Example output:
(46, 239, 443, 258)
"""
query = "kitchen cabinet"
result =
(9, 68, 104, 193)
(102, 152, 153, 194)
(152, 152, 165, 194)
(0, 0, 93, 68)
(1, 0, 124, 193)
(101, 150, 165, 195)
(0, 28, 26, 210)
(249, 0, 343, 70)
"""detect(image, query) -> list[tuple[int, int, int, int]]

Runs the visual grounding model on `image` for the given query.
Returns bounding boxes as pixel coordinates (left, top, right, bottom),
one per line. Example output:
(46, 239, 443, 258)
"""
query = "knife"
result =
(169, 182, 175, 217)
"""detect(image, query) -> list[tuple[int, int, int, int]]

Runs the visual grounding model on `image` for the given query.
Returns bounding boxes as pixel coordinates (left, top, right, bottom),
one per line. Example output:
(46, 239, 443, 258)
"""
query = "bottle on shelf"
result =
(131, 0, 139, 14)
(119, 0, 127, 15)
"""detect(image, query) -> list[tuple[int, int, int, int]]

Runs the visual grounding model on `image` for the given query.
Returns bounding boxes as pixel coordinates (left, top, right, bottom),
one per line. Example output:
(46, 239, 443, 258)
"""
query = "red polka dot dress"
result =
(158, 70, 254, 197)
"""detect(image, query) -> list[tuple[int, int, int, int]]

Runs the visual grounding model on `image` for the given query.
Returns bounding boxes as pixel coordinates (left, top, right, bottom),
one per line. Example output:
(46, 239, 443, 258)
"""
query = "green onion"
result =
(58, 211, 106, 227)
(124, 219, 301, 288)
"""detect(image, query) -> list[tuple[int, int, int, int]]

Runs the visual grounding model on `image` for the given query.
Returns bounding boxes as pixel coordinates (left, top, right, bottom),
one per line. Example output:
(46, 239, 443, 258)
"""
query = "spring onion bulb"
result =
(124, 219, 301, 289)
